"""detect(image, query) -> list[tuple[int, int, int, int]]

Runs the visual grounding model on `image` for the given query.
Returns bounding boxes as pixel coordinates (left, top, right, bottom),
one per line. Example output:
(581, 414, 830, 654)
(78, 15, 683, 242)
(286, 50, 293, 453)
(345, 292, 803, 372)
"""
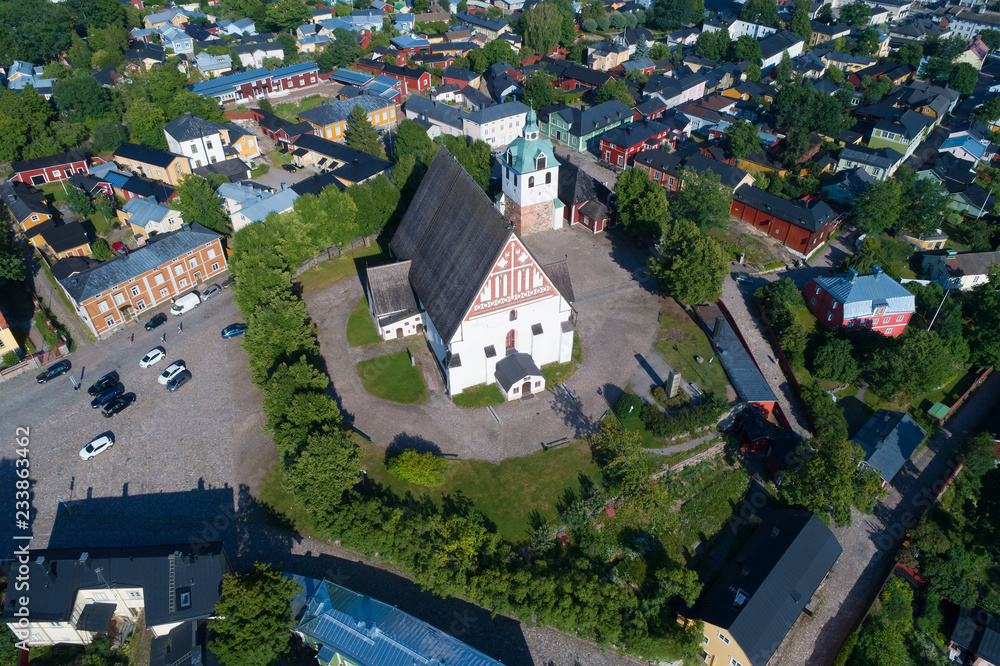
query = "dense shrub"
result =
(1, 351, 18, 367)
(386, 449, 449, 487)
(615, 393, 723, 438)
(33, 311, 59, 348)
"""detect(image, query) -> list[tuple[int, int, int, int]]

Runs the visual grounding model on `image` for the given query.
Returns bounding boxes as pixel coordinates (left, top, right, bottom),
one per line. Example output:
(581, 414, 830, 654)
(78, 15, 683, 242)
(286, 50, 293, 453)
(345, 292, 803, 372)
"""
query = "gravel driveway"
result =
(306, 227, 662, 461)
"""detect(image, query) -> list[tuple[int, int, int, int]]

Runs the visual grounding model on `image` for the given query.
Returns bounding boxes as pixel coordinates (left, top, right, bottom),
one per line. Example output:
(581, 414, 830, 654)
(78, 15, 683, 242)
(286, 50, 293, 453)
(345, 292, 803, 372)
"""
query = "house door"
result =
(416, 324, 423, 333)
(396, 328, 403, 338)
(31, 175, 46, 185)
(521, 381, 531, 396)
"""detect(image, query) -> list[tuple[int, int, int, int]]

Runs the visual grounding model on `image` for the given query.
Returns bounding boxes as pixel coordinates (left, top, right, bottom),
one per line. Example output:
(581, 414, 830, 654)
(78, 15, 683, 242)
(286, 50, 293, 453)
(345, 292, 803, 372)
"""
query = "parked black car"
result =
(36, 360, 72, 384)
(102, 393, 137, 417)
(87, 372, 119, 396)
(91, 383, 125, 409)
(166, 369, 191, 392)
(222, 275, 236, 289)
(144, 313, 168, 331)
(281, 164, 297, 173)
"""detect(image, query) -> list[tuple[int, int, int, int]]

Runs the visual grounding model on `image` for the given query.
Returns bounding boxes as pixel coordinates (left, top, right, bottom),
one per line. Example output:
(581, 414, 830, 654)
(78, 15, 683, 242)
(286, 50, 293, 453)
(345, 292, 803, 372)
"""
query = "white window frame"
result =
(718, 632, 730, 644)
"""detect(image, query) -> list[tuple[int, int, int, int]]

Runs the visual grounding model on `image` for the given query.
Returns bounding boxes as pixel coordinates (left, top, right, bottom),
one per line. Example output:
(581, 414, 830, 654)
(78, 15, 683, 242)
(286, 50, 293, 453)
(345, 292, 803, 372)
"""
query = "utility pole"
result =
(928, 287, 951, 331)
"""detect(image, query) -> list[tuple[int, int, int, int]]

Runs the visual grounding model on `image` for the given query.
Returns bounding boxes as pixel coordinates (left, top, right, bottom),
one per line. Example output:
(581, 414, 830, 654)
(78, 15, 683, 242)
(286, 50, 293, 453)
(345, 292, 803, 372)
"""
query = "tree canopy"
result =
(670, 167, 732, 231)
(723, 120, 761, 159)
(345, 104, 382, 157)
(613, 167, 670, 238)
(650, 218, 728, 305)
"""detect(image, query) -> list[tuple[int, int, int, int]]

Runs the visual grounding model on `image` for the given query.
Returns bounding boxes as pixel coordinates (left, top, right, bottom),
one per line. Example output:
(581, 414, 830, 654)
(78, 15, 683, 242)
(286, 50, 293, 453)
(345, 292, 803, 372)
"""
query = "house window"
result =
(529, 176, 534, 188)
(810, 297, 817, 306)
(653, 171, 660, 180)
(886, 328, 893, 334)
(832, 301, 838, 309)
(668, 177, 675, 186)
(159, 287, 169, 297)
(846, 320, 853, 327)
(206, 141, 213, 150)
(155, 274, 165, 285)
(188, 258, 198, 268)
(883, 317, 890, 324)
(510, 310, 517, 321)
(505, 329, 516, 351)
(703, 635, 710, 644)
(545, 172, 551, 184)
(178, 278, 187, 288)
(130, 286, 140, 297)
(827, 313, 833, 321)
(190, 143, 198, 153)
(114, 293, 125, 306)
(173, 265, 184, 276)
(136, 300, 146, 311)
(718, 632, 730, 645)
(896, 315, 904, 322)
(815, 286, 820, 294)
(617, 156, 624, 166)
(211, 262, 220, 271)
(98, 301, 109, 313)
(128, 592, 142, 599)
(179, 591, 191, 608)
(730, 659, 744, 666)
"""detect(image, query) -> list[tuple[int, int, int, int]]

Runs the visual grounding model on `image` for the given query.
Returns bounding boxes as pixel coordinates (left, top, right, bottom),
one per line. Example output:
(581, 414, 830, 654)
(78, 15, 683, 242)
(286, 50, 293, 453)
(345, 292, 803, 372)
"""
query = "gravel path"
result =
(770, 372, 1000, 665)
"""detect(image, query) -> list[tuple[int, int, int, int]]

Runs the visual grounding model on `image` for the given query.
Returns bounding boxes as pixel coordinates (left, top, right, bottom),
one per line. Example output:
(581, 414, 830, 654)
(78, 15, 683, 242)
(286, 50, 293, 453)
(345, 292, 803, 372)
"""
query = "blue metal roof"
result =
(812, 269, 914, 319)
(694, 304, 777, 405)
(331, 68, 375, 86)
(391, 34, 429, 49)
(853, 410, 925, 484)
(189, 62, 318, 97)
(288, 574, 503, 666)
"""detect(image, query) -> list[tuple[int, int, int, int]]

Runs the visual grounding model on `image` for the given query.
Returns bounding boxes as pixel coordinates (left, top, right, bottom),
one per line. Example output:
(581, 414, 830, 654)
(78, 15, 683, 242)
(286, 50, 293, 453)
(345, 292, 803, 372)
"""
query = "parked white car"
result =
(140, 347, 166, 368)
(158, 361, 187, 385)
(80, 433, 115, 460)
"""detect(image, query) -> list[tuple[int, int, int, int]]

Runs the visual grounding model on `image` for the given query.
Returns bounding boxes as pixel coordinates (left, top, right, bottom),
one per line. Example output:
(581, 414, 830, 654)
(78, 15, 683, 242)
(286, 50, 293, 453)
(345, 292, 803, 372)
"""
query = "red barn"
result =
(599, 121, 672, 168)
(730, 185, 842, 258)
(11, 151, 88, 185)
(804, 268, 915, 337)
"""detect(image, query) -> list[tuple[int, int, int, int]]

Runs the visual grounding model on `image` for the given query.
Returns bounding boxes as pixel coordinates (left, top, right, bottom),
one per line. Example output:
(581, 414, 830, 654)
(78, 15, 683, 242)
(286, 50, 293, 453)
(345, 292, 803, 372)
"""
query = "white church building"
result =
(365, 135, 575, 400)
(496, 108, 565, 236)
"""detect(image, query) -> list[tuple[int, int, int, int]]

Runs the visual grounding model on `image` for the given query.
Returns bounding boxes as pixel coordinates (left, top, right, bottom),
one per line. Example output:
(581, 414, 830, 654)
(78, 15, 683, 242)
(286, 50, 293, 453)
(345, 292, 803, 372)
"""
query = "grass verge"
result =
(297, 242, 389, 296)
(356, 350, 428, 404)
(542, 360, 577, 385)
(346, 298, 381, 347)
(655, 298, 732, 399)
(452, 382, 505, 408)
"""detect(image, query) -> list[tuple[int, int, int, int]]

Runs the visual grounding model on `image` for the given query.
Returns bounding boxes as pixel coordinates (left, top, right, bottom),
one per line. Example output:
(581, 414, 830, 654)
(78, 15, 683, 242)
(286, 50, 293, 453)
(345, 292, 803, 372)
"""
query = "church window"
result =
(529, 176, 534, 188)
(510, 310, 517, 321)
(536, 155, 546, 170)
(505, 329, 516, 351)
(545, 172, 551, 184)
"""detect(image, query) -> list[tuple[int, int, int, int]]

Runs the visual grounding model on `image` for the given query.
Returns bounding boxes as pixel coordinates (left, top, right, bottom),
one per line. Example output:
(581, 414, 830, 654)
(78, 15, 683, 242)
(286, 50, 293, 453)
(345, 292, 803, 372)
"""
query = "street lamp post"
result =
(626, 405, 634, 431)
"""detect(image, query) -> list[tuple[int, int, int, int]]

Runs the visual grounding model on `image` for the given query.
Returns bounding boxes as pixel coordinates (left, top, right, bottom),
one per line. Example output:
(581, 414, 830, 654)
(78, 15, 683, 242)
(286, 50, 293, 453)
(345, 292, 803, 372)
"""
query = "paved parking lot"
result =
(0, 285, 275, 553)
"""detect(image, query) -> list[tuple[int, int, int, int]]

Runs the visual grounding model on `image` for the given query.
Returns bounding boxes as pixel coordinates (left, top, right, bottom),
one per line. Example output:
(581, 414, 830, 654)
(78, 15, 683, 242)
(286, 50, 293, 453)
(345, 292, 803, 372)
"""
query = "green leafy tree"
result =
(53, 75, 120, 120)
(694, 29, 728, 61)
(723, 120, 760, 159)
(386, 449, 450, 486)
(671, 167, 732, 230)
(957, 432, 998, 486)
(66, 187, 96, 217)
(345, 104, 382, 157)
(124, 99, 168, 149)
(91, 238, 115, 261)
(893, 42, 923, 67)
(655, 561, 702, 607)
(523, 0, 564, 57)
(729, 34, 763, 65)
(0, 0, 74, 64)
(813, 337, 860, 384)
(773, 50, 793, 84)
(394, 118, 433, 162)
(867, 329, 956, 399)
(264, 0, 311, 32)
(582, 18, 597, 32)
(783, 438, 884, 527)
(852, 178, 900, 234)
(739, 0, 778, 26)
(82, 635, 126, 666)
(633, 33, 649, 60)
(176, 175, 230, 235)
(283, 428, 362, 507)
(646, 0, 703, 30)
(68, 32, 94, 68)
(481, 38, 519, 67)
(789, 3, 811, 41)
(856, 28, 880, 57)
(589, 418, 647, 496)
(650, 218, 728, 305)
(949, 62, 979, 96)
(0, 87, 58, 162)
(974, 96, 1000, 125)
(966, 277, 1000, 366)
(318, 28, 362, 72)
(440, 136, 491, 191)
(800, 380, 849, 442)
(980, 28, 1000, 52)
(839, 1, 871, 26)
(0, 225, 26, 285)
(817, 3, 834, 24)
(521, 70, 556, 110)
(896, 167, 949, 236)
(209, 562, 302, 666)
(613, 167, 670, 238)
(595, 79, 634, 106)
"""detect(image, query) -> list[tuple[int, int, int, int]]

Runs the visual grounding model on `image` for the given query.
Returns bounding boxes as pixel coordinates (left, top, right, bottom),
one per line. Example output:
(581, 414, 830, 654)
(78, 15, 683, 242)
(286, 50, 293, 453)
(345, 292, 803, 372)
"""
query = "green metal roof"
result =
(928, 402, 950, 420)
(503, 108, 557, 175)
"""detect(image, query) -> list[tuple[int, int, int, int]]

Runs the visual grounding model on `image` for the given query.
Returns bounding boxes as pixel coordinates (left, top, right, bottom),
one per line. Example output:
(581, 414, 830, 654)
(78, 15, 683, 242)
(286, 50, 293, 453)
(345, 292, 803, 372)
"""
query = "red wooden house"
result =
(730, 185, 842, 258)
(599, 121, 672, 168)
(11, 151, 88, 186)
(804, 268, 915, 337)
(379, 64, 431, 95)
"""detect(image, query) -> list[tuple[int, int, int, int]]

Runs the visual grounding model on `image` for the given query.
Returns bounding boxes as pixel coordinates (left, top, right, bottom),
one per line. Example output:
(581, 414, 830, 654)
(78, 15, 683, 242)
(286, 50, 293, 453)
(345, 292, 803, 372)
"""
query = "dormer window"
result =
(536, 154, 546, 170)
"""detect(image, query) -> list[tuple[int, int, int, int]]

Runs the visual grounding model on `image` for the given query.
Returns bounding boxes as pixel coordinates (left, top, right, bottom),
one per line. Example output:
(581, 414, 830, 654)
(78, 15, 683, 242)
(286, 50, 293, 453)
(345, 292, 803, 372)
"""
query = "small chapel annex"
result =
(364, 140, 576, 400)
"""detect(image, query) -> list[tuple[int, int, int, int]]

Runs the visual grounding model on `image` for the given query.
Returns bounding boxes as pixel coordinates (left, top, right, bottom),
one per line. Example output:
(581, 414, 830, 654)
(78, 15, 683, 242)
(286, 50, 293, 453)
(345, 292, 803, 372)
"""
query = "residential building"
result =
(853, 410, 926, 488)
(2, 543, 230, 659)
(539, 100, 633, 150)
(376, 147, 575, 398)
(939, 134, 995, 165)
(290, 135, 392, 184)
(403, 95, 464, 138)
(599, 121, 673, 167)
(0, 180, 52, 233)
(288, 574, 504, 666)
(143, 7, 192, 28)
(868, 110, 933, 161)
(217, 17, 255, 35)
(685, 510, 842, 666)
(643, 73, 708, 110)
(760, 31, 806, 71)
(730, 185, 841, 258)
(27, 221, 92, 259)
(836, 144, 905, 180)
(6, 60, 56, 97)
(588, 35, 632, 71)
(441, 65, 482, 88)
(497, 110, 562, 235)
(461, 101, 529, 148)
(117, 197, 185, 243)
(454, 11, 509, 39)
(112, 144, 192, 186)
(889, 17, 951, 42)
(898, 228, 948, 251)
(809, 21, 852, 46)
(923, 250, 1000, 290)
(702, 15, 776, 39)
(58, 224, 227, 337)
(157, 24, 194, 54)
(216, 181, 273, 215)
(188, 62, 320, 102)
(230, 189, 299, 231)
(0, 309, 21, 358)
(861, 0, 913, 22)
(11, 151, 88, 186)
(191, 51, 232, 76)
(949, 607, 1000, 665)
(163, 113, 227, 167)
(805, 267, 915, 336)
(944, 7, 1000, 40)
(252, 108, 314, 148)
(231, 41, 284, 68)
(556, 158, 612, 232)
(298, 96, 399, 141)
(820, 167, 875, 206)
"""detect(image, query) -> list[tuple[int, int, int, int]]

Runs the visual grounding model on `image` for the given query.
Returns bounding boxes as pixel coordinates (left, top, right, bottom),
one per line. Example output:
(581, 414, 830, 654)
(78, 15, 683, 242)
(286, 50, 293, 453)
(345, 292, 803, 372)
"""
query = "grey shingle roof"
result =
(542, 259, 574, 304)
(494, 352, 542, 391)
(839, 144, 904, 169)
(557, 158, 600, 206)
(694, 303, 777, 405)
(0, 181, 49, 223)
(162, 112, 222, 141)
(550, 100, 632, 136)
(60, 224, 221, 303)
(759, 30, 805, 60)
(951, 607, 1000, 663)
(366, 261, 417, 316)
(114, 143, 183, 169)
(732, 185, 837, 233)
(853, 410, 925, 484)
(1, 543, 229, 628)
(690, 509, 843, 665)
(812, 269, 914, 318)
(299, 96, 395, 126)
(40, 221, 90, 253)
(462, 100, 529, 125)
(12, 150, 87, 174)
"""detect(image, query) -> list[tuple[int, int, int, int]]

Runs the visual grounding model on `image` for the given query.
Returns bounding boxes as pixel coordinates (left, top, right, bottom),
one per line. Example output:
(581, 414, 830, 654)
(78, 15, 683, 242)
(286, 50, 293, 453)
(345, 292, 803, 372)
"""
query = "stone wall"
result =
(506, 200, 554, 236)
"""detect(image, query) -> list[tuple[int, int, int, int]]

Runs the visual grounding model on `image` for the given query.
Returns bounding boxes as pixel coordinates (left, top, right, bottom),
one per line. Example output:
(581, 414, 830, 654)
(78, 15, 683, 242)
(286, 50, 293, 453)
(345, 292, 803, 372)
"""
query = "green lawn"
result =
(273, 94, 329, 121)
(251, 164, 270, 178)
(346, 298, 381, 347)
(358, 438, 602, 540)
(452, 383, 505, 408)
(655, 298, 733, 400)
(542, 360, 577, 385)
(356, 350, 428, 404)
(269, 149, 293, 166)
(298, 243, 389, 296)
